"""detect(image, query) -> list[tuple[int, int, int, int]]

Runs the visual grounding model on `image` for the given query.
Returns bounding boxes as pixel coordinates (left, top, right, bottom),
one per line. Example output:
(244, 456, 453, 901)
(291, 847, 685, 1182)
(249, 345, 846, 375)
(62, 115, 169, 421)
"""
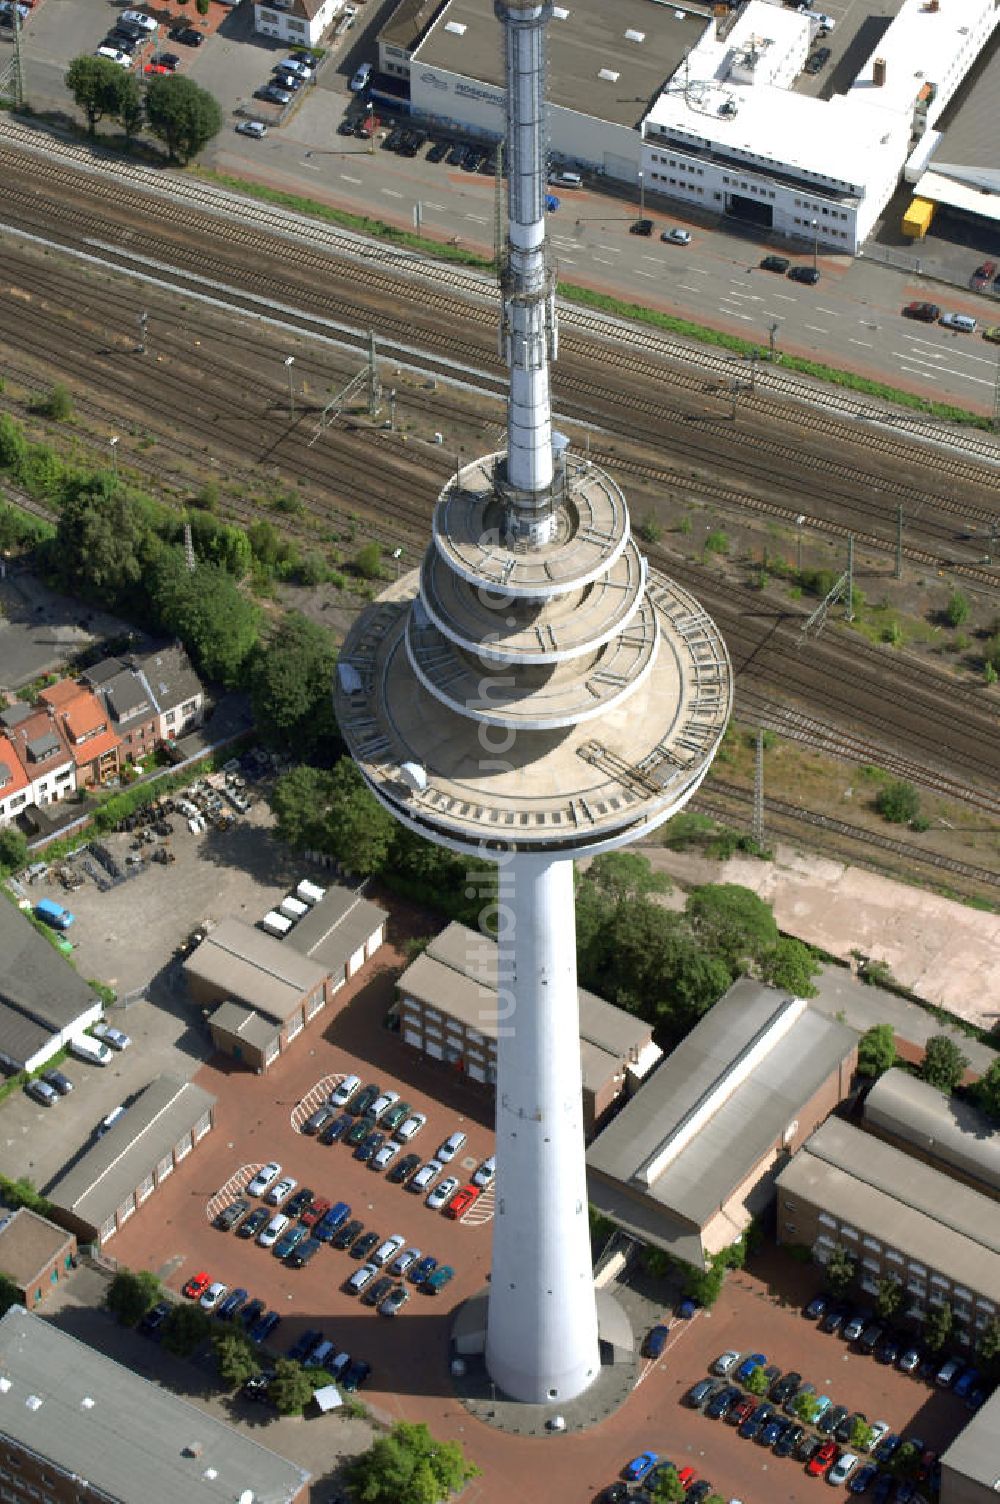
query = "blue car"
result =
(250, 1310, 281, 1344)
(642, 1324, 670, 1359)
(804, 1295, 828, 1321)
(319, 1113, 352, 1145)
(954, 1367, 981, 1400)
(313, 1201, 351, 1242)
(850, 1463, 879, 1494)
(759, 1417, 785, 1448)
(739, 1403, 772, 1441)
(623, 1453, 658, 1482)
(287, 1328, 323, 1362)
(875, 1434, 901, 1465)
(676, 1297, 699, 1319)
(216, 1286, 248, 1320)
(408, 1255, 437, 1284)
(735, 1352, 767, 1385)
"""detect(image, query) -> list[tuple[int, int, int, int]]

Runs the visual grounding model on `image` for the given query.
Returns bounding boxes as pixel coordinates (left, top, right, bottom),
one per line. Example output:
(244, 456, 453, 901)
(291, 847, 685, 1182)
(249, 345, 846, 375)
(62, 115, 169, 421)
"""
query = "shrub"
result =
(354, 541, 382, 580)
(945, 590, 969, 628)
(705, 529, 729, 555)
(30, 383, 74, 421)
(874, 779, 920, 824)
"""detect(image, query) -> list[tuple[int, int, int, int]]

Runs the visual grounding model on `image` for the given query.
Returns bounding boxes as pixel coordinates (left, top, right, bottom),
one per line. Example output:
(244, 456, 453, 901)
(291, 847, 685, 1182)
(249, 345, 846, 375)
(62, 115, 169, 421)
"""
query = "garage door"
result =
(174, 1132, 193, 1162)
(193, 1111, 212, 1143)
(156, 1153, 174, 1184)
(349, 945, 365, 976)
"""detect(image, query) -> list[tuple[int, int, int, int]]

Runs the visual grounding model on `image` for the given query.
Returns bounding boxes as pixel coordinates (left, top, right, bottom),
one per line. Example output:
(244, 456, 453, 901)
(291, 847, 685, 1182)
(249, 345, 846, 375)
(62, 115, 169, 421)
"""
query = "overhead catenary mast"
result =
(335, 0, 733, 1408)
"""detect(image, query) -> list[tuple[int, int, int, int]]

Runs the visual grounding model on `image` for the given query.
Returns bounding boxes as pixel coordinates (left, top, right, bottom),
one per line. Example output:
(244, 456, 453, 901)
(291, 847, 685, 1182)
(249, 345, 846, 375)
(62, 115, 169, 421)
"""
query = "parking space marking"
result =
(850, 338, 873, 347)
(597, 244, 620, 253)
(816, 306, 839, 316)
(462, 1184, 495, 1226)
(804, 324, 829, 334)
(341, 174, 362, 184)
(678, 284, 701, 292)
(465, 214, 489, 223)
(290, 1074, 344, 1133)
(381, 188, 403, 199)
(773, 292, 798, 302)
(594, 257, 615, 265)
(205, 1164, 258, 1223)
(636, 270, 655, 279)
(424, 201, 445, 210)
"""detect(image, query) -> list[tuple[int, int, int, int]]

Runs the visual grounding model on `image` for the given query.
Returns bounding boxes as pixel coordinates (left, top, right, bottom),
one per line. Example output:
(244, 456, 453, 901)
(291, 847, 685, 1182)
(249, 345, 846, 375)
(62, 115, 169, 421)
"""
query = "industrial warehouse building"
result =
(45, 1075, 216, 1247)
(940, 1386, 1000, 1504)
(586, 981, 858, 1267)
(0, 902, 103, 1074)
(775, 1116, 1000, 1349)
(0, 1209, 76, 1311)
(395, 921, 660, 1134)
(0, 1306, 309, 1504)
(862, 1067, 1000, 1199)
(186, 887, 387, 1072)
(375, 0, 1000, 251)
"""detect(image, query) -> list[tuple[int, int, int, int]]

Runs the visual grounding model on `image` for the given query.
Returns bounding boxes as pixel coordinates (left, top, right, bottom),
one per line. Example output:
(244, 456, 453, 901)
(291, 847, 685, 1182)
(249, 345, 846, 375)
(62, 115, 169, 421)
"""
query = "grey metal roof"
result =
(129, 642, 201, 711)
(0, 1305, 309, 1504)
(400, 922, 653, 1088)
(46, 1075, 216, 1229)
(380, 0, 446, 50)
(0, 704, 32, 729)
(26, 731, 60, 761)
(284, 885, 387, 972)
(208, 1001, 280, 1053)
(183, 918, 327, 1024)
(0, 1209, 73, 1286)
(941, 1385, 1000, 1489)
(587, 979, 859, 1224)
(413, 0, 706, 129)
(101, 668, 153, 724)
(0, 902, 102, 1068)
(863, 1068, 1000, 1193)
(776, 1117, 1000, 1303)
(82, 656, 126, 688)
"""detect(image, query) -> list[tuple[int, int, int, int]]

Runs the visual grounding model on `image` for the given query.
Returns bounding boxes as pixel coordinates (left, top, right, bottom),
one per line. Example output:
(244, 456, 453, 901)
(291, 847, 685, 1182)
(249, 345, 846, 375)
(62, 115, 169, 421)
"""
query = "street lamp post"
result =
(283, 355, 295, 420)
(392, 546, 403, 580)
(811, 218, 819, 272)
(109, 435, 119, 482)
(638, 169, 645, 221)
(768, 320, 780, 363)
(795, 513, 805, 573)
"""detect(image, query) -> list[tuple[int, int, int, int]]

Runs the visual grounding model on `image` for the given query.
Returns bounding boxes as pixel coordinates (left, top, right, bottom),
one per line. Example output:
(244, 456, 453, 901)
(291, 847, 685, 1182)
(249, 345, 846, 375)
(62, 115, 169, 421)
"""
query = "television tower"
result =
(335, 0, 732, 1406)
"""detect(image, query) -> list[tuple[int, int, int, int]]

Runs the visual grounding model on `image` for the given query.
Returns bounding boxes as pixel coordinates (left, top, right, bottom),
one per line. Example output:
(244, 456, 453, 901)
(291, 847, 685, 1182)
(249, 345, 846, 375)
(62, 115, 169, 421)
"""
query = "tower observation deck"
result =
(335, 0, 732, 1407)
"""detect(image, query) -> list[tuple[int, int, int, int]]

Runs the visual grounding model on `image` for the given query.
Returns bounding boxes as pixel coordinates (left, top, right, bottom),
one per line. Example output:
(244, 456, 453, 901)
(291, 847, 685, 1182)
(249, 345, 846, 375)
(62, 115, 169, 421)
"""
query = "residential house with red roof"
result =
(0, 702, 76, 810)
(0, 734, 31, 829)
(38, 680, 121, 788)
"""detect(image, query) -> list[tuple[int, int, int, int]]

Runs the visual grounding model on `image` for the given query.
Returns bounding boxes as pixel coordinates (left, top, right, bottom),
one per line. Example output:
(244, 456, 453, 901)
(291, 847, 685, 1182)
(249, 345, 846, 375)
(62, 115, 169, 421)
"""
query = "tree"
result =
(118, 71, 144, 146)
(105, 1269, 161, 1327)
(585, 851, 671, 904)
(875, 1275, 904, 1322)
(945, 591, 970, 628)
(32, 382, 74, 421)
(0, 1274, 21, 1320)
(824, 1244, 856, 1299)
(792, 1391, 823, 1425)
(160, 1302, 213, 1357)
(54, 480, 153, 604)
(857, 1024, 897, 1079)
(270, 764, 337, 852)
(250, 612, 339, 757)
(347, 1421, 479, 1504)
(894, 1442, 920, 1479)
(320, 758, 396, 875)
(759, 936, 820, 996)
(66, 55, 126, 136)
(148, 553, 261, 687)
(851, 1418, 875, 1453)
(745, 1365, 770, 1397)
(874, 779, 920, 824)
(920, 1034, 969, 1093)
(212, 1329, 261, 1390)
(0, 828, 28, 875)
(683, 1261, 726, 1309)
(355, 541, 383, 580)
(685, 883, 779, 973)
(976, 1315, 1000, 1383)
(972, 1059, 1000, 1124)
(145, 75, 222, 163)
(266, 1358, 315, 1415)
(649, 1465, 687, 1503)
(922, 1300, 953, 1354)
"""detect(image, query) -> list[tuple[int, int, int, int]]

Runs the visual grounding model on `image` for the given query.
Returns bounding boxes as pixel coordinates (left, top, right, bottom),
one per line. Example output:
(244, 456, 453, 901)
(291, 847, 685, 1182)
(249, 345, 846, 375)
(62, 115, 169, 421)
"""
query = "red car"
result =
(902, 301, 940, 322)
(972, 261, 997, 282)
(807, 1441, 838, 1477)
(676, 1466, 696, 1491)
(182, 1270, 211, 1299)
(145, 62, 171, 75)
(443, 1184, 479, 1220)
(301, 1196, 331, 1228)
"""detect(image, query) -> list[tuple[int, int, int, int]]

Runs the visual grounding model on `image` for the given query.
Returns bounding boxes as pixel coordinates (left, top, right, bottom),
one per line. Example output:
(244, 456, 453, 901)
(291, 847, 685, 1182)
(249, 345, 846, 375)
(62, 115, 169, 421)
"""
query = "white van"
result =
(261, 910, 293, 937)
(551, 170, 582, 189)
(97, 1105, 126, 1137)
(69, 1035, 113, 1067)
(258, 1213, 289, 1249)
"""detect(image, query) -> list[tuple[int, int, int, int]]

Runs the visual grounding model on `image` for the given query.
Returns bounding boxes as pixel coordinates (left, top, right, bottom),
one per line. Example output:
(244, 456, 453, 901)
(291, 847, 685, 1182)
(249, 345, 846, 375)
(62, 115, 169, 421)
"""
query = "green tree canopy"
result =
(851, 1418, 875, 1453)
(212, 1329, 260, 1390)
(685, 883, 780, 973)
(270, 764, 338, 851)
(824, 1244, 856, 1299)
(920, 1034, 969, 1093)
(105, 1269, 161, 1327)
(758, 935, 820, 996)
(649, 1465, 687, 1503)
(148, 553, 261, 687)
(976, 1315, 1000, 1382)
(745, 1366, 770, 1397)
(922, 1300, 953, 1354)
(874, 779, 920, 824)
(585, 851, 671, 904)
(972, 1059, 1000, 1124)
(792, 1391, 822, 1424)
(347, 1421, 479, 1504)
(250, 611, 339, 757)
(857, 1023, 897, 1078)
(0, 828, 28, 875)
(54, 479, 155, 603)
(145, 75, 222, 163)
(160, 1303, 212, 1357)
(875, 1275, 904, 1321)
(266, 1358, 314, 1415)
(66, 56, 131, 136)
(945, 591, 970, 628)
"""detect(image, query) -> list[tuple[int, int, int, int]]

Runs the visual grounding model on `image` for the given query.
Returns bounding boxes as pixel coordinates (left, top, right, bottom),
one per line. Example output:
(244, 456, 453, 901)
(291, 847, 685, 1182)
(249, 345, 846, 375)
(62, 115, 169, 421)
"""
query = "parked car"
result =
(257, 84, 292, 106)
(760, 254, 790, 273)
(629, 218, 654, 237)
(301, 1197, 331, 1228)
(954, 1367, 981, 1400)
(249, 1311, 281, 1344)
(355, 1131, 384, 1164)
(388, 1152, 422, 1184)
(784, 1380, 815, 1415)
(972, 260, 997, 282)
(168, 24, 203, 46)
(806, 1440, 838, 1477)
(247, 1162, 281, 1197)
(706, 1384, 741, 1420)
(736, 1352, 767, 1384)
(331, 1217, 365, 1250)
(819, 1404, 849, 1437)
(330, 1073, 361, 1108)
(759, 1417, 786, 1448)
(390, 1247, 421, 1277)
(875, 1333, 901, 1365)
(821, 1304, 850, 1335)
(182, 1271, 211, 1299)
(798, 1435, 824, 1464)
(874, 1434, 901, 1464)
(829, 1453, 859, 1486)
(372, 1141, 401, 1171)
(444, 1185, 479, 1220)
(858, 1323, 885, 1355)
(274, 1225, 308, 1260)
(940, 312, 977, 333)
(348, 1083, 381, 1118)
(239, 1298, 265, 1330)
(804, 1295, 829, 1321)
(379, 1283, 410, 1316)
(409, 1160, 443, 1193)
(446, 142, 469, 167)
(236, 1207, 269, 1240)
(351, 1231, 381, 1261)
(346, 1262, 379, 1295)
(362, 1274, 395, 1308)
(372, 1234, 406, 1267)
(120, 9, 157, 32)
(92, 1022, 131, 1051)
(661, 225, 693, 246)
(265, 1176, 297, 1206)
(849, 1463, 879, 1494)
(728, 1396, 755, 1428)
(843, 1310, 872, 1343)
(41, 1069, 73, 1095)
(215, 1198, 251, 1231)
(319, 1114, 352, 1145)
(395, 1113, 427, 1143)
(350, 61, 373, 91)
(217, 1287, 248, 1320)
(789, 265, 821, 284)
(982, 324, 1000, 344)
(643, 1325, 670, 1359)
(25, 1079, 59, 1107)
(804, 46, 831, 74)
(739, 1402, 773, 1440)
(288, 1329, 323, 1364)
(902, 301, 940, 322)
(345, 1117, 374, 1148)
(775, 1423, 806, 1458)
(712, 1350, 741, 1376)
(837, 1411, 866, 1444)
(422, 1264, 454, 1294)
(342, 1360, 371, 1392)
(303, 1105, 335, 1135)
(138, 1300, 171, 1335)
(258, 1214, 290, 1249)
(771, 1370, 802, 1406)
(381, 1101, 411, 1133)
(936, 1358, 962, 1387)
(472, 1155, 496, 1188)
(283, 1188, 314, 1220)
(437, 1131, 467, 1163)
(95, 46, 133, 67)
(623, 1453, 658, 1482)
(409, 1255, 438, 1284)
(286, 1237, 322, 1269)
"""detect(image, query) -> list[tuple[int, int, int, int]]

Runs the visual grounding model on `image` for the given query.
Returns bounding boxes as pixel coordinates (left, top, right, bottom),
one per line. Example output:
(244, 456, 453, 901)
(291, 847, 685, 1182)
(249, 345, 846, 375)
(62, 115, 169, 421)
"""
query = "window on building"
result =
(841, 1225, 859, 1240)
(817, 1212, 836, 1229)
(886, 1249, 903, 1264)
(862, 1237, 881, 1252)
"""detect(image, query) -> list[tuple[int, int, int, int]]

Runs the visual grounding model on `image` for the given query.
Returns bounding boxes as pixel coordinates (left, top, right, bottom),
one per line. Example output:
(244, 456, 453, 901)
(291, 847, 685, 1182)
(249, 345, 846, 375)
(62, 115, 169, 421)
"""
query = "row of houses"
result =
(0, 644, 204, 827)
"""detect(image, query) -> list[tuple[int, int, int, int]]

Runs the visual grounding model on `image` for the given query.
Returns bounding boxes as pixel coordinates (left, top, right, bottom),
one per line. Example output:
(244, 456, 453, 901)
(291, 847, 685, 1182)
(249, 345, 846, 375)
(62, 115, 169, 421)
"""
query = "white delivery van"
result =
(279, 896, 308, 922)
(296, 879, 325, 906)
(69, 1035, 113, 1067)
(260, 910, 293, 937)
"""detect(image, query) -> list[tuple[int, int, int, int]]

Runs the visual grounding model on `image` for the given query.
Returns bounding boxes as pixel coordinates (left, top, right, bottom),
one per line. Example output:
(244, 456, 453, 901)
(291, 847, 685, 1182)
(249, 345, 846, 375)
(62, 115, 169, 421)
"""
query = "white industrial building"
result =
(379, 0, 1000, 253)
(255, 0, 343, 48)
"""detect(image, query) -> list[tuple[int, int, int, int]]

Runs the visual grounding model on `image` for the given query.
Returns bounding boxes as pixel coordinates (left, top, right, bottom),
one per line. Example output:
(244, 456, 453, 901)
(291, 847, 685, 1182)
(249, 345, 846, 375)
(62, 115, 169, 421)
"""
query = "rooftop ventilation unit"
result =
(444, 20, 466, 34)
(625, 28, 645, 42)
(598, 68, 620, 82)
(25, 1395, 42, 1411)
(80, 1396, 95, 1409)
(553, 5, 569, 16)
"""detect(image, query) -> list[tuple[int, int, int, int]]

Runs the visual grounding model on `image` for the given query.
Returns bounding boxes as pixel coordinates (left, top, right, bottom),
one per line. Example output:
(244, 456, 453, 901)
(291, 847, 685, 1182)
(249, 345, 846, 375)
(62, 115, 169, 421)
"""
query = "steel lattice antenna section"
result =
(335, 0, 733, 1407)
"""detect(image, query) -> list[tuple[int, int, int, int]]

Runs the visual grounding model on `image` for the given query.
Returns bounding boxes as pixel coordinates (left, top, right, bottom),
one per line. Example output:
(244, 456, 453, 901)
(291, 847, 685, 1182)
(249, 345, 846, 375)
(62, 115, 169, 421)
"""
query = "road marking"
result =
(597, 244, 620, 253)
(341, 174, 362, 184)
(462, 1185, 495, 1226)
(900, 364, 936, 380)
(635, 270, 655, 278)
(903, 335, 995, 367)
(206, 1166, 258, 1224)
(381, 188, 403, 199)
(722, 310, 753, 321)
(642, 254, 661, 263)
(686, 267, 710, 276)
(290, 1074, 343, 1133)
(723, 292, 762, 303)
(804, 324, 829, 333)
(302, 162, 320, 171)
(559, 258, 576, 266)
(465, 213, 488, 223)
(893, 353, 991, 386)
(424, 201, 445, 210)
(594, 256, 615, 265)
(850, 338, 873, 347)
(762, 311, 784, 320)
(816, 306, 839, 316)
(773, 292, 797, 303)
(678, 283, 701, 292)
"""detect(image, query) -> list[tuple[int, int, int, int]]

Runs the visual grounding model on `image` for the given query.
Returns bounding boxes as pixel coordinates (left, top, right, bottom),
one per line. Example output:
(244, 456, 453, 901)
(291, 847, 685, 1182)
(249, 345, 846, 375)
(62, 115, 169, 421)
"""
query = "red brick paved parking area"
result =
(108, 924, 971, 1504)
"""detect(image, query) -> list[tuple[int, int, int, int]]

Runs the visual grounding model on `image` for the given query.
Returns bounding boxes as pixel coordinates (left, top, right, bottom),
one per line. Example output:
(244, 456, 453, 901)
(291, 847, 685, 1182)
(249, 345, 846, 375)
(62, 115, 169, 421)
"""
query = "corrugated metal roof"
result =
(183, 918, 326, 1024)
(863, 1068, 1000, 1192)
(46, 1075, 216, 1229)
(284, 885, 387, 972)
(208, 1001, 280, 1053)
(941, 1385, 1000, 1488)
(0, 1306, 309, 1504)
(777, 1117, 1000, 1303)
(587, 979, 858, 1223)
(0, 903, 102, 1068)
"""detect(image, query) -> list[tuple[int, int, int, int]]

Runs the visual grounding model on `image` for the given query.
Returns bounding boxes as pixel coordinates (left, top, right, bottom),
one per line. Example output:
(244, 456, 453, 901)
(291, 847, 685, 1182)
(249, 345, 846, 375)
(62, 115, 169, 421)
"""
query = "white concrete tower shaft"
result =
(485, 853, 601, 1402)
(496, 0, 557, 533)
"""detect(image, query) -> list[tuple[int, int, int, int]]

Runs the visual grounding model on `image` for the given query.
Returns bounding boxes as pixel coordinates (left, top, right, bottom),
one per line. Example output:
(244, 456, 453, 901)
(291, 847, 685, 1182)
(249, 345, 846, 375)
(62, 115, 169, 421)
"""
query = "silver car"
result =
(408, 1159, 442, 1193)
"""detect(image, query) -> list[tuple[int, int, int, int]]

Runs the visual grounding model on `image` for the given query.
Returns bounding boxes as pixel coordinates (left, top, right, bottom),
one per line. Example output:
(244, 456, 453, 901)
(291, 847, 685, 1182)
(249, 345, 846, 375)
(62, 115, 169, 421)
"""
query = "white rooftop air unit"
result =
(598, 68, 620, 82)
(399, 761, 428, 793)
(552, 5, 569, 17)
(625, 29, 646, 42)
(444, 20, 467, 34)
